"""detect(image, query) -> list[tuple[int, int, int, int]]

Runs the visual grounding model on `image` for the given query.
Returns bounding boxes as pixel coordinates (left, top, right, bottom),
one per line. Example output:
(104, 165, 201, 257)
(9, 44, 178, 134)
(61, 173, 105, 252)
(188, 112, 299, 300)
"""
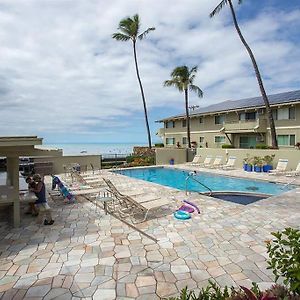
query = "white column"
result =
(7, 156, 20, 227)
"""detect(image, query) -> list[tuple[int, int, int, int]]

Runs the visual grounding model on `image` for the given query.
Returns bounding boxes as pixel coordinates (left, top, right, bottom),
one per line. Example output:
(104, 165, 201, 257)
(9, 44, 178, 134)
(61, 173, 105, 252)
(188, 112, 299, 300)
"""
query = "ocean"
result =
(38, 143, 147, 156)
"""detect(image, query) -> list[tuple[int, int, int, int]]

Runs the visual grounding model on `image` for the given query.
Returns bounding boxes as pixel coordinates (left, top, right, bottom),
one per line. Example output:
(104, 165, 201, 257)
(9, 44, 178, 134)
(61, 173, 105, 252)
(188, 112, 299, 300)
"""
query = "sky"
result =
(0, 0, 299, 144)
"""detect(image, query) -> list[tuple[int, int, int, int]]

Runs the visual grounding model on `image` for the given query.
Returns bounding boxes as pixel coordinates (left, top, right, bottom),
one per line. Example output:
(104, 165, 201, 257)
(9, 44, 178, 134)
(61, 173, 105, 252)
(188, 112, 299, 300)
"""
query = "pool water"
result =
(114, 167, 295, 202)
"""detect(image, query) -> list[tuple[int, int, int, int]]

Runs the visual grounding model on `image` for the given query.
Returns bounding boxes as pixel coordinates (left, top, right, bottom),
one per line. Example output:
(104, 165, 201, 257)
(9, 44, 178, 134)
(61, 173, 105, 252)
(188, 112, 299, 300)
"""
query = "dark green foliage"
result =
(266, 228, 300, 295)
(154, 143, 164, 147)
(255, 144, 269, 149)
(221, 144, 235, 148)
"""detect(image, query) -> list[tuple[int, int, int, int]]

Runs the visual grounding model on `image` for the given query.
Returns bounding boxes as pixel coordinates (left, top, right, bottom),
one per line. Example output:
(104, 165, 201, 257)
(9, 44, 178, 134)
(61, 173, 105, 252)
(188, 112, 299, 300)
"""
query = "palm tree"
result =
(164, 66, 203, 148)
(112, 14, 155, 149)
(210, 0, 278, 148)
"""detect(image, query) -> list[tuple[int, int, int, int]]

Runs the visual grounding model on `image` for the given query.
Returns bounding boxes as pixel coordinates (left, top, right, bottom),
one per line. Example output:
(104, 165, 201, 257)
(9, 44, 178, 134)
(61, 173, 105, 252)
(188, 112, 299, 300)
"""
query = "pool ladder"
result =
(185, 172, 212, 196)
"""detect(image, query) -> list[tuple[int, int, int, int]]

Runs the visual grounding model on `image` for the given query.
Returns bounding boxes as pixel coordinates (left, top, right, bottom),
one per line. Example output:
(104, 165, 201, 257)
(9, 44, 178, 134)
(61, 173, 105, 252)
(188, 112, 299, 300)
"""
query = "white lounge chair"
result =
(103, 178, 170, 223)
(221, 156, 236, 170)
(187, 155, 201, 166)
(269, 159, 289, 175)
(209, 156, 223, 168)
(198, 155, 213, 167)
(286, 162, 300, 177)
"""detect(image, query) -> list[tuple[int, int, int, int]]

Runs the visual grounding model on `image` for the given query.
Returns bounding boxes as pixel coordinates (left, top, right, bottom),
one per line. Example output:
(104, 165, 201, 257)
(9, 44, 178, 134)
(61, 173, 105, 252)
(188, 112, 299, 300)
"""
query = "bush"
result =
(256, 144, 269, 149)
(222, 144, 235, 148)
(125, 155, 155, 166)
(155, 143, 164, 147)
(266, 228, 300, 295)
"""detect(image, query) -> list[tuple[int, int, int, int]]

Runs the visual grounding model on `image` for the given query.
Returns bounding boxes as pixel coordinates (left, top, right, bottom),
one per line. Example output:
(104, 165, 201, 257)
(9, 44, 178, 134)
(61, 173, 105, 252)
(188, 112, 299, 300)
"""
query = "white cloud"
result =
(0, 0, 299, 141)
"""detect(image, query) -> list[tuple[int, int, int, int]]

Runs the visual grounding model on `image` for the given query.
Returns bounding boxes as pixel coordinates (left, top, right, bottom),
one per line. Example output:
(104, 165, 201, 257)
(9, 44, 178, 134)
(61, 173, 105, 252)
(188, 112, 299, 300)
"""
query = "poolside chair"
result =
(286, 162, 300, 177)
(103, 178, 170, 223)
(208, 156, 223, 168)
(221, 156, 236, 170)
(269, 159, 289, 175)
(187, 155, 201, 166)
(198, 155, 213, 167)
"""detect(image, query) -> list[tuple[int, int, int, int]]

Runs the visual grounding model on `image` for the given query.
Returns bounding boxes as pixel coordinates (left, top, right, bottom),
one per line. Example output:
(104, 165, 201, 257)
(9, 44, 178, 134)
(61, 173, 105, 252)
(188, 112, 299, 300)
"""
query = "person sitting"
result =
(30, 174, 54, 225)
(25, 176, 39, 216)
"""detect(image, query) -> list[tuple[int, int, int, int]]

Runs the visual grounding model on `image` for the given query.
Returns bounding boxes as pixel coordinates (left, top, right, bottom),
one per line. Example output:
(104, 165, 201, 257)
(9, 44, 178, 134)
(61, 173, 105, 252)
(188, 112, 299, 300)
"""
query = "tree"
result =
(112, 14, 155, 149)
(210, 0, 278, 148)
(164, 66, 203, 148)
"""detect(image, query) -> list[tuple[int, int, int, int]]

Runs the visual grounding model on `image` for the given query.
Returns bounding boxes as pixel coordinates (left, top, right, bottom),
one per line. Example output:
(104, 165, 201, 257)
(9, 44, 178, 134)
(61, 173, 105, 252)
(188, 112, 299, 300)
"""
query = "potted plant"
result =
(295, 142, 300, 150)
(243, 154, 250, 171)
(246, 156, 253, 172)
(253, 156, 263, 172)
(263, 154, 275, 172)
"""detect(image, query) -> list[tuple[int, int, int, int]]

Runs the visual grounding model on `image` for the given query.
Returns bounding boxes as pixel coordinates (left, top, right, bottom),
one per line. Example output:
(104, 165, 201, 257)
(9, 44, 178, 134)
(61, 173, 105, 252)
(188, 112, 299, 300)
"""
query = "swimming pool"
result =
(114, 167, 295, 204)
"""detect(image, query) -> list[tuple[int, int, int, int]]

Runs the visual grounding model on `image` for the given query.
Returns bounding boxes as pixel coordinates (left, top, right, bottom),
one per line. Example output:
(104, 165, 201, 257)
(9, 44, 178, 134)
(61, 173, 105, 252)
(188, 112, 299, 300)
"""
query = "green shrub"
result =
(255, 144, 269, 149)
(266, 228, 300, 295)
(155, 143, 164, 147)
(222, 144, 235, 148)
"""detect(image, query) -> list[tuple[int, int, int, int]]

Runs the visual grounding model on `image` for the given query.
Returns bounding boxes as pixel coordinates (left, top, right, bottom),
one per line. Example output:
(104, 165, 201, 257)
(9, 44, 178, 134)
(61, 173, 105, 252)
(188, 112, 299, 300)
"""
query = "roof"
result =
(157, 89, 300, 122)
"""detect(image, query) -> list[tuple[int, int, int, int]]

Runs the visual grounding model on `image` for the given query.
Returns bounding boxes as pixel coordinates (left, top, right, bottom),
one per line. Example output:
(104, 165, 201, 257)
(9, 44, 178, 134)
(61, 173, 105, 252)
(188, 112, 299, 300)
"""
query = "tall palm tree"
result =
(164, 66, 203, 148)
(210, 0, 278, 148)
(112, 14, 155, 149)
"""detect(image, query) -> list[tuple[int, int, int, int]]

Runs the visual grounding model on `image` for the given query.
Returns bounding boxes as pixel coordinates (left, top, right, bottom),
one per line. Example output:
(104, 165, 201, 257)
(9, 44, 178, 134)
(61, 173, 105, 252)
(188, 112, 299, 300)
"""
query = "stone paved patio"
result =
(0, 167, 299, 299)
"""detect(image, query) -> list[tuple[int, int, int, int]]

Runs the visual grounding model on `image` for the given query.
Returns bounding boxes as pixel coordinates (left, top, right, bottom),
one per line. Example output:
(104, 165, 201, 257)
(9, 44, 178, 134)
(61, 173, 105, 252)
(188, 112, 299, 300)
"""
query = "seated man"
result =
(25, 176, 39, 216)
(30, 174, 55, 225)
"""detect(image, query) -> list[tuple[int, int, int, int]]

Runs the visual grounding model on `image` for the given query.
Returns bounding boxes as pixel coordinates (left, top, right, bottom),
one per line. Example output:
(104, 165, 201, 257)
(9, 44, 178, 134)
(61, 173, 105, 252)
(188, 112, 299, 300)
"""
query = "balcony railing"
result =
(223, 119, 267, 133)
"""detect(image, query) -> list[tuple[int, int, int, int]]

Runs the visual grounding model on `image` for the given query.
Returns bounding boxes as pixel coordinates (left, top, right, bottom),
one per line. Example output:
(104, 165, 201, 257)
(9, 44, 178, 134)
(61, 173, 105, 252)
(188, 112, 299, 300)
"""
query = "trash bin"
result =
(169, 158, 174, 165)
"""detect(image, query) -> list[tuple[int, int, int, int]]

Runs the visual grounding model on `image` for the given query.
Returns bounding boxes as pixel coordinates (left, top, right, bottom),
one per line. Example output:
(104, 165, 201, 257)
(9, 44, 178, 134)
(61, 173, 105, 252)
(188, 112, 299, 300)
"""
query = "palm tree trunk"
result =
(132, 41, 152, 149)
(228, 0, 278, 149)
(184, 89, 191, 148)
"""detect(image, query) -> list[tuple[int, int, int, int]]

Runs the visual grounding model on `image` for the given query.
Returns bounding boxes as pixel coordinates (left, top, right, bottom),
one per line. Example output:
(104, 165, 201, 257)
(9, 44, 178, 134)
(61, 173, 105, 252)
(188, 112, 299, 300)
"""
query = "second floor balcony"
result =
(223, 118, 267, 133)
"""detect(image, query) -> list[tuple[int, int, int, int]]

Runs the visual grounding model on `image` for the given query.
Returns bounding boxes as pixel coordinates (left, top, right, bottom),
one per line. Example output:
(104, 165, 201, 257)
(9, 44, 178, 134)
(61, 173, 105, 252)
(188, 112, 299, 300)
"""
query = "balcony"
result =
(223, 119, 267, 133)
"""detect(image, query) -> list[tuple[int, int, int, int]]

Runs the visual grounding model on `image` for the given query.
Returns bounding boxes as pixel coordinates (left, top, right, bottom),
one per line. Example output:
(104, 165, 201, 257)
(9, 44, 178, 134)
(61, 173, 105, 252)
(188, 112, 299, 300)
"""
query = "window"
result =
(199, 137, 204, 143)
(166, 121, 175, 128)
(166, 138, 175, 145)
(182, 137, 187, 145)
(199, 117, 203, 124)
(182, 119, 186, 127)
(272, 107, 296, 120)
(215, 115, 225, 124)
(239, 112, 256, 121)
(215, 136, 225, 143)
(277, 135, 295, 146)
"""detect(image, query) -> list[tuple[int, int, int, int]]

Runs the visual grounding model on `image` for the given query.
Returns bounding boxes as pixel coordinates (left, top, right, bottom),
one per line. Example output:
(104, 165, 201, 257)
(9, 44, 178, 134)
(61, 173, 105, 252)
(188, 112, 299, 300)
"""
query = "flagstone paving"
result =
(0, 168, 299, 299)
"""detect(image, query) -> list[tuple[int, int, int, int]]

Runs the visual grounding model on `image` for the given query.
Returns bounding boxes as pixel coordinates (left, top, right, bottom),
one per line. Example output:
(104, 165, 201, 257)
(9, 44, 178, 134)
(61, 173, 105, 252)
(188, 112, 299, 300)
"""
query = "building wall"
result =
(155, 147, 300, 169)
(161, 103, 300, 149)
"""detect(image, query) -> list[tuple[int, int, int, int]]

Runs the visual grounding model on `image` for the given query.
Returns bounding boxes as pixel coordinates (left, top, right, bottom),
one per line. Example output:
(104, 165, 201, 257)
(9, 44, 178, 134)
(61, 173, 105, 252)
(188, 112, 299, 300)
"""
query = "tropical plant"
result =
(263, 154, 275, 165)
(266, 228, 300, 295)
(112, 14, 155, 149)
(210, 0, 278, 149)
(164, 66, 203, 148)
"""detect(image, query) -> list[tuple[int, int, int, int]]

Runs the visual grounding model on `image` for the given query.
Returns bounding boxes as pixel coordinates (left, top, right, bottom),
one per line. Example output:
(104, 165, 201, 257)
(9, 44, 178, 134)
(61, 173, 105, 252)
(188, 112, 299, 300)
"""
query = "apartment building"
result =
(157, 90, 300, 149)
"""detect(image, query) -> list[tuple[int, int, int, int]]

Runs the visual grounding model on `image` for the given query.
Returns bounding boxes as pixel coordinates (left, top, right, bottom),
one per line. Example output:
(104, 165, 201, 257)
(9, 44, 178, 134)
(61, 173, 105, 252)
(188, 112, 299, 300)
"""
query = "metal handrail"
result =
(185, 172, 212, 196)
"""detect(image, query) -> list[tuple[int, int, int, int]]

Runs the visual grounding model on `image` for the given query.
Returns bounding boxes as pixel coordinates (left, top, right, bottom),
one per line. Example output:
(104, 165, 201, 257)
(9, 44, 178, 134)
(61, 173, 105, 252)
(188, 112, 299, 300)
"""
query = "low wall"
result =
(33, 155, 101, 174)
(155, 148, 187, 165)
(196, 148, 300, 170)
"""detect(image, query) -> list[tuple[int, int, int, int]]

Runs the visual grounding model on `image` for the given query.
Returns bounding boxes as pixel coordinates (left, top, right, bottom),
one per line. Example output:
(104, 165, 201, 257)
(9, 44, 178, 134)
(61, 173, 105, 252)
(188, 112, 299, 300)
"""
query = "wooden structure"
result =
(0, 136, 62, 227)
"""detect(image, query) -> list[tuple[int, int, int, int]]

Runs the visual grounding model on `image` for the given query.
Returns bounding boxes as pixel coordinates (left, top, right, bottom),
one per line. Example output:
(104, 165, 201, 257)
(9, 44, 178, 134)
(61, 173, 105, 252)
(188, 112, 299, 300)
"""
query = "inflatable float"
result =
(174, 210, 191, 220)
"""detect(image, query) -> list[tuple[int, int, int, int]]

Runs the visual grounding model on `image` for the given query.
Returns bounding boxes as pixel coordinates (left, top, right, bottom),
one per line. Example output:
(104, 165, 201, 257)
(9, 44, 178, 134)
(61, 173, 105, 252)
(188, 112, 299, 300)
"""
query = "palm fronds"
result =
(210, 0, 229, 18)
(138, 27, 156, 40)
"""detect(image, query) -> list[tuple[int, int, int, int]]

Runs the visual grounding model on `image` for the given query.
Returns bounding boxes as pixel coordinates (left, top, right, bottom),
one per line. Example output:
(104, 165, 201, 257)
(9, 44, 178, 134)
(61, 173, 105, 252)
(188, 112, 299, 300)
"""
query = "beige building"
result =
(157, 90, 300, 149)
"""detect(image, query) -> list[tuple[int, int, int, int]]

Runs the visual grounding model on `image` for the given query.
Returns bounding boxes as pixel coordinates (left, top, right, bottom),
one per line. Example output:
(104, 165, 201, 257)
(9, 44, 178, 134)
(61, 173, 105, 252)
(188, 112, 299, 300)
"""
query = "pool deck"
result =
(0, 166, 299, 299)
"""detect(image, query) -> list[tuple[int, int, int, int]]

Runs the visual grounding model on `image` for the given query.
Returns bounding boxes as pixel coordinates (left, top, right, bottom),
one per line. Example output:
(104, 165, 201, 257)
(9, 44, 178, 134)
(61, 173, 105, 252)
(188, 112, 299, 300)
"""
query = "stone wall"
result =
(133, 147, 155, 156)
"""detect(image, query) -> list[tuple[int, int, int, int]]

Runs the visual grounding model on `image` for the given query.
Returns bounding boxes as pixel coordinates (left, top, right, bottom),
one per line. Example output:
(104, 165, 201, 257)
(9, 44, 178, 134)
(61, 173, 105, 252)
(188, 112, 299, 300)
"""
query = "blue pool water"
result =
(114, 167, 294, 196)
